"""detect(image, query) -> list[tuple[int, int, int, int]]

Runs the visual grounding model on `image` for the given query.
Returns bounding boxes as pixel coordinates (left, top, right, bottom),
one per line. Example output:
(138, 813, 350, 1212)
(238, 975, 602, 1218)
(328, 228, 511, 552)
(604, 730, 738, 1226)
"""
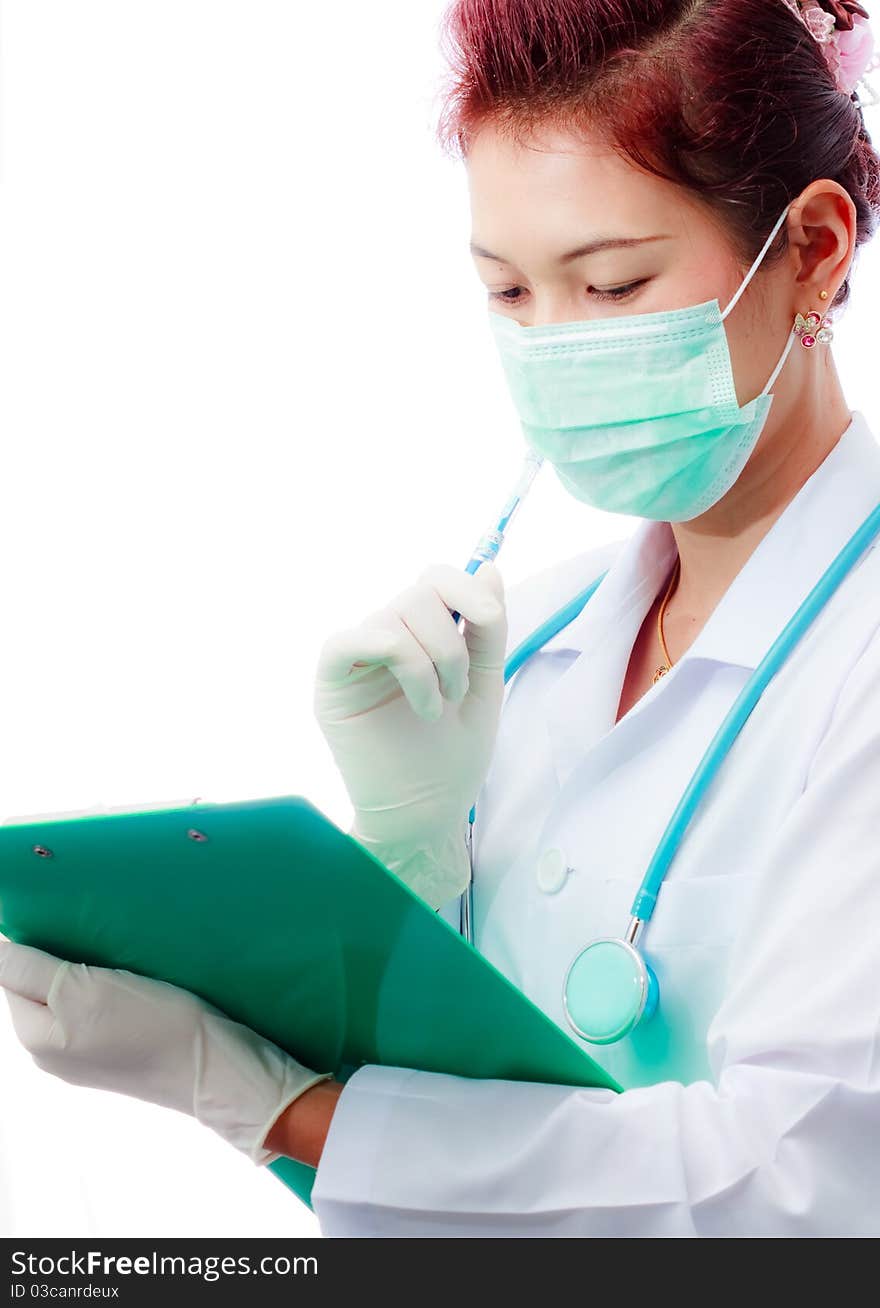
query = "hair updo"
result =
(434, 0, 880, 311)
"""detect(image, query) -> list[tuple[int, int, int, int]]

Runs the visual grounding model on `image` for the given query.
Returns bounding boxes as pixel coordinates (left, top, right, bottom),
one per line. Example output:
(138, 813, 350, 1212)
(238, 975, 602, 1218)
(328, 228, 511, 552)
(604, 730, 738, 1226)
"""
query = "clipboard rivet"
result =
(187, 828, 209, 842)
(32, 845, 54, 858)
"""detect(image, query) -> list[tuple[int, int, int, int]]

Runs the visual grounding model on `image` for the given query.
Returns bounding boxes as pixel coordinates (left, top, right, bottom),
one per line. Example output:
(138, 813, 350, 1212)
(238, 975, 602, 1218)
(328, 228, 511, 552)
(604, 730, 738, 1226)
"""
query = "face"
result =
(465, 119, 795, 409)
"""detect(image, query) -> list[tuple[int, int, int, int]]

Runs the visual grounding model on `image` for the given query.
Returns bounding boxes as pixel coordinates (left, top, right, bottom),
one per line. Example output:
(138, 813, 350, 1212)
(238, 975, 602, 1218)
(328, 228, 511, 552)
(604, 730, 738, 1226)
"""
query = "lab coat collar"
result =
(538, 408, 880, 673)
(535, 409, 880, 790)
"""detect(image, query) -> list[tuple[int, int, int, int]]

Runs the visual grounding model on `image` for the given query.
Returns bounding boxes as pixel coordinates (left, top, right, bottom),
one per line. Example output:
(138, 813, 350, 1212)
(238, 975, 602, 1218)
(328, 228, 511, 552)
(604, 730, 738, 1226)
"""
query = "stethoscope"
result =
(460, 497, 880, 1046)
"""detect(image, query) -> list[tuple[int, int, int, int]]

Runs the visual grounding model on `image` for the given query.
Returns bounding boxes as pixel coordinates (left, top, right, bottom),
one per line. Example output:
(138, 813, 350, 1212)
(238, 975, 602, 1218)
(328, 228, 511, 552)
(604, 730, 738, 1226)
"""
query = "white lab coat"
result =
(310, 408, 880, 1237)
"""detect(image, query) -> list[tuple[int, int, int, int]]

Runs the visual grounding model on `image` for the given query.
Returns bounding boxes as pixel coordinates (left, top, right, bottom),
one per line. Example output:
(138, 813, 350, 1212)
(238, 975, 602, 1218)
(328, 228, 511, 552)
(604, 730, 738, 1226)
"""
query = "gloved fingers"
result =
(414, 561, 505, 628)
(317, 616, 445, 721)
(316, 622, 395, 684)
(2, 986, 58, 1054)
(0, 939, 67, 1004)
(389, 582, 471, 704)
(316, 561, 505, 688)
(417, 561, 508, 671)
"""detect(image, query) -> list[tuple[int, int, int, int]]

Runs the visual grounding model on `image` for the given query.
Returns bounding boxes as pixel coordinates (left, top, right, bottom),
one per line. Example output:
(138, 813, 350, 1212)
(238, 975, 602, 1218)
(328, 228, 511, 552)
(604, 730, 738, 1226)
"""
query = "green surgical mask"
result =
(488, 202, 796, 523)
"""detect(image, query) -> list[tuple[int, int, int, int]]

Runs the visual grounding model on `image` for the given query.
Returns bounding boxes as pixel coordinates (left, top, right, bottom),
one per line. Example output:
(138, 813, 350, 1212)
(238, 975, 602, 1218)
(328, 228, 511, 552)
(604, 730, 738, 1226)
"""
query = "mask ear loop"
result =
(760, 322, 797, 395)
(719, 201, 797, 397)
(720, 202, 792, 322)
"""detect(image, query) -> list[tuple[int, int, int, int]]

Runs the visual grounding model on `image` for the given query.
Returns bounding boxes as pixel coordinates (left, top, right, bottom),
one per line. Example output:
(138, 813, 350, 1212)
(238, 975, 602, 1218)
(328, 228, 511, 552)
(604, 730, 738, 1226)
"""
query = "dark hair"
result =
(434, 0, 880, 310)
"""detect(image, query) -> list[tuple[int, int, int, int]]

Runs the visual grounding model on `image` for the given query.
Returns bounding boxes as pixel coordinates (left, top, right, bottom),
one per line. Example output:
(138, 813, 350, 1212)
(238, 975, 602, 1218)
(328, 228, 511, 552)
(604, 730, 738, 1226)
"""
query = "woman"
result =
(2, 0, 880, 1237)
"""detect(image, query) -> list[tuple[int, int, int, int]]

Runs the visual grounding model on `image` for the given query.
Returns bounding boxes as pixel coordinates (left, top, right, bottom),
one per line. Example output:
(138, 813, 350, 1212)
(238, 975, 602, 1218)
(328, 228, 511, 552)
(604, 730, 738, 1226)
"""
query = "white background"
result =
(0, 0, 878, 1237)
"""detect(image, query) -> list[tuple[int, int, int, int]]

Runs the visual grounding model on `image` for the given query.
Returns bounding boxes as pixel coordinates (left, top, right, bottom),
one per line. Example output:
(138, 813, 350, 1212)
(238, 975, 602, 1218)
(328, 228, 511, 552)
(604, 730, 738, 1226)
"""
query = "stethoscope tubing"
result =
(633, 496, 880, 920)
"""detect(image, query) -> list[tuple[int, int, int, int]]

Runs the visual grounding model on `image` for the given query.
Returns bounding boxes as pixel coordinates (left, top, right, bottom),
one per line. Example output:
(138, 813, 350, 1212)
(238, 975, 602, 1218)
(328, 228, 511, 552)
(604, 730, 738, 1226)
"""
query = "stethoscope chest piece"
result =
(562, 937, 659, 1044)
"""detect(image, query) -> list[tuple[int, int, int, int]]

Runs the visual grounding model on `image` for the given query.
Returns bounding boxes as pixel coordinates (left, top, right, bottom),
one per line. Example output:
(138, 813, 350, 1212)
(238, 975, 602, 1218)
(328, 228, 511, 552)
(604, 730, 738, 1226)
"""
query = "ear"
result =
(785, 181, 857, 304)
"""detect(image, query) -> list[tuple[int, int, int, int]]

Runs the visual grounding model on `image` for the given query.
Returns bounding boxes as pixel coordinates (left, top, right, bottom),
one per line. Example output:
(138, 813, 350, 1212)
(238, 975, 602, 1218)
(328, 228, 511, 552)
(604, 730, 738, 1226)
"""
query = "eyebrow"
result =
(469, 234, 673, 264)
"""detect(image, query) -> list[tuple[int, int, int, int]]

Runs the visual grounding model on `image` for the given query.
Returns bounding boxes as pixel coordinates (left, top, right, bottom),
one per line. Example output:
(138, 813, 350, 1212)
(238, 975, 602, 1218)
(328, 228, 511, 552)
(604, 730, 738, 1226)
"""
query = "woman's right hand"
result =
(313, 562, 507, 908)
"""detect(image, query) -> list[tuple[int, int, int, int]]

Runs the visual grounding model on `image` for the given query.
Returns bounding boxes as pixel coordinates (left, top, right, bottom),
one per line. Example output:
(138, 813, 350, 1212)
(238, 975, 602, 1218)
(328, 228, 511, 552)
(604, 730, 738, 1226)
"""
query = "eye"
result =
(488, 287, 526, 304)
(589, 279, 647, 303)
(488, 279, 648, 307)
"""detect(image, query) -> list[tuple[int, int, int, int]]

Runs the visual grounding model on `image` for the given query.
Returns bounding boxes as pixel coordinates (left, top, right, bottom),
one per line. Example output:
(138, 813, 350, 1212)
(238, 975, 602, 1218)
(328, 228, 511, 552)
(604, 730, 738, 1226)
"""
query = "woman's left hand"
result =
(0, 939, 333, 1165)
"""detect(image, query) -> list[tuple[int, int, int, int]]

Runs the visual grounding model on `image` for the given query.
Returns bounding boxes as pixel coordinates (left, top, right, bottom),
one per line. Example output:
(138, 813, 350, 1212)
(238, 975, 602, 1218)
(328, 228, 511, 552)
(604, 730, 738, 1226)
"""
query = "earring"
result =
(819, 290, 829, 300)
(794, 307, 833, 348)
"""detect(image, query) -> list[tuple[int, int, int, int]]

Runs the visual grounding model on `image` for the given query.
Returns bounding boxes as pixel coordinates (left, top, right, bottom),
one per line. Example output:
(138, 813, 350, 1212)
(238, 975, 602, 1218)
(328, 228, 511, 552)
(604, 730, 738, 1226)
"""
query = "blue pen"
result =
(449, 451, 544, 625)
(450, 448, 543, 947)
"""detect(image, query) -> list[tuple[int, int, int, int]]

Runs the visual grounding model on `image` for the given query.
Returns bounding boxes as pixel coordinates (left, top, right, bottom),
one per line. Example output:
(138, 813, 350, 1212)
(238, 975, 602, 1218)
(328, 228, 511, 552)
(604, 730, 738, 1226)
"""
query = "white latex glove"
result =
(0, 939, 332, 1166)
(314, 561, 507, 910)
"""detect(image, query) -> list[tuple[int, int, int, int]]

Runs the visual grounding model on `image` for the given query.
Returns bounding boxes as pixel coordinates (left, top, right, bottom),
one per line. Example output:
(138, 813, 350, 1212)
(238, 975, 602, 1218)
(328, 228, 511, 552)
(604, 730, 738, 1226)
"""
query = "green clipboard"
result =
(0, 795, 620, 1210)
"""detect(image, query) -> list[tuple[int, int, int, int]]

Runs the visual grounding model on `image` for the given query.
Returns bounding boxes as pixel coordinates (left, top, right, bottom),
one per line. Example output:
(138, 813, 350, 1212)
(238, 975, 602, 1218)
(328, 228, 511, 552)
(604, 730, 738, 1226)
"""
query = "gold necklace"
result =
(652, 556, 681, 684)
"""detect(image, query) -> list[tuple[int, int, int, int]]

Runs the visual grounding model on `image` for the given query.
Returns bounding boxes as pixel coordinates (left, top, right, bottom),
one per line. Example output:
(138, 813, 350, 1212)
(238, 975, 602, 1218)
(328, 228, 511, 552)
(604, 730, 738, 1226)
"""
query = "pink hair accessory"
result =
(780, 0, 880, 101)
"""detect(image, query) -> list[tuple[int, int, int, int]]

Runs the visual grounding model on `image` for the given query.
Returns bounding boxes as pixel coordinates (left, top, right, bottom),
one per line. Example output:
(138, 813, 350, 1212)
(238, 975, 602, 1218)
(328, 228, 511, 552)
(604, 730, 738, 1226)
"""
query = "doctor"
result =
(3, 0, 880, 1238)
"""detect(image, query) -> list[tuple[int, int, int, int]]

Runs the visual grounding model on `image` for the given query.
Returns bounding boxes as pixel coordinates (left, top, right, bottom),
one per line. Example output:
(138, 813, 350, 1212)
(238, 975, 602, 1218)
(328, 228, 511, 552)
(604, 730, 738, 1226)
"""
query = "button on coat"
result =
(535, 847, 571, 894)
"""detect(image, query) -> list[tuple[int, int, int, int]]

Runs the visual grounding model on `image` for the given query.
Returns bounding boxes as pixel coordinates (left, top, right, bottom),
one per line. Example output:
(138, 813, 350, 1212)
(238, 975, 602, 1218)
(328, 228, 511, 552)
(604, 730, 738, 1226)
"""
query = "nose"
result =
(521, 291, 592, 329)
